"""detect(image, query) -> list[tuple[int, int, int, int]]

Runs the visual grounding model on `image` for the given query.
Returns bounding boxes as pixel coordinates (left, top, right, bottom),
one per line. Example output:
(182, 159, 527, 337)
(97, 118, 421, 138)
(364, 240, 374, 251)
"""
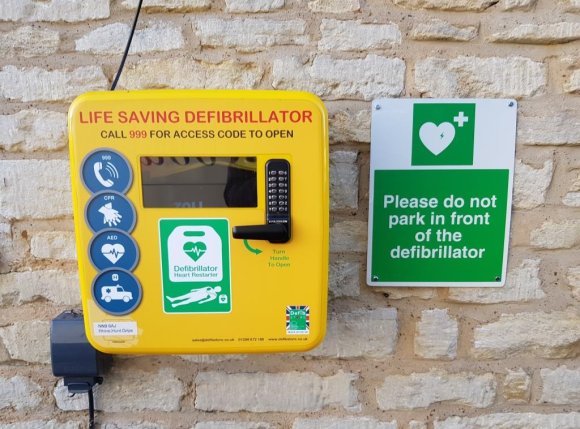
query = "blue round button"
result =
(85, 191, 136, 233)
(92, 269, 142, 315)
(81, 149, 132, 194)
(89, 229, 139, 272)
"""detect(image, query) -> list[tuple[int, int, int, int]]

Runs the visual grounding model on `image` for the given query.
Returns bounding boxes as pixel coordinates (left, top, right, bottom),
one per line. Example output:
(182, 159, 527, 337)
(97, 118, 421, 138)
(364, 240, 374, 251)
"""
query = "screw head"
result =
(372, 275, 379, 281)
(508, 101, 514, 107)
(375, 104, 381, 110)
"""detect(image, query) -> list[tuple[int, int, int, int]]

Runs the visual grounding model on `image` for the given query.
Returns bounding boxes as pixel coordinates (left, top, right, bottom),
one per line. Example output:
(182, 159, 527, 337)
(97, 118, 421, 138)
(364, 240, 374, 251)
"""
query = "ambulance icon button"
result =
(92, 269, 142, 315)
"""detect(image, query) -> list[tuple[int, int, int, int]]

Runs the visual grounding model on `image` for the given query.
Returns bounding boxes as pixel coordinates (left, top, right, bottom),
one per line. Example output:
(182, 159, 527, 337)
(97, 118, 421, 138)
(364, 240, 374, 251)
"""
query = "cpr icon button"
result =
(89, 229, 139, 272)
(81, 149, 132, 194)
(92, 269, 142, 315)
(86, 191, 136, 233)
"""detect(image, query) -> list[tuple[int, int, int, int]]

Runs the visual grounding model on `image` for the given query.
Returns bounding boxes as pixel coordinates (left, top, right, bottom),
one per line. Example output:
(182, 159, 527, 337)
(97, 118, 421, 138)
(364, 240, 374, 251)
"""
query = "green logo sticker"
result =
(159, 219, 231, 314)
(286, 306, 310, 335)
(412, 103, 476, 166)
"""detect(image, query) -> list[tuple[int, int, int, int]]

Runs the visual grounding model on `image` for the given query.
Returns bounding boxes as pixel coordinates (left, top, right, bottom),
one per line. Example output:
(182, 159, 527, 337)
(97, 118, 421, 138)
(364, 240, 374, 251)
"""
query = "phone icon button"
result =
(81, 149, 132, 194)
(93, 161, 117, 188)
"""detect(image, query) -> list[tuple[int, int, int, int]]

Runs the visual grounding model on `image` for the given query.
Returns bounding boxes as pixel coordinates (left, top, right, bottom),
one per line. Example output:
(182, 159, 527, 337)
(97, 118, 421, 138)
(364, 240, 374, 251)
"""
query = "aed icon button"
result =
(89, 230, 139, 272)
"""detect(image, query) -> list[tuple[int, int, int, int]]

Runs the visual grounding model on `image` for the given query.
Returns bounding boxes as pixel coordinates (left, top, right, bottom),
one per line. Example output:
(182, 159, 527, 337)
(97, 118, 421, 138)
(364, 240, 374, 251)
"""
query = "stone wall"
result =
(0, 0, 579, 428)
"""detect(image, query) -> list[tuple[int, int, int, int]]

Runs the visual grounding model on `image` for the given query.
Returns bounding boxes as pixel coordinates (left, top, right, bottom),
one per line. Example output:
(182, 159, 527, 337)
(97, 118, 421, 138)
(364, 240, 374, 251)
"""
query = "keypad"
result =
(266, 160, 290, 218)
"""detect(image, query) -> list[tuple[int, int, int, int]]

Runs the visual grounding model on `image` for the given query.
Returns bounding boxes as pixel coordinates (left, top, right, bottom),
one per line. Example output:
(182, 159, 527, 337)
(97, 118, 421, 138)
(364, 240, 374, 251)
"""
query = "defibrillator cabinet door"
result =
(68, 90, 329, 354)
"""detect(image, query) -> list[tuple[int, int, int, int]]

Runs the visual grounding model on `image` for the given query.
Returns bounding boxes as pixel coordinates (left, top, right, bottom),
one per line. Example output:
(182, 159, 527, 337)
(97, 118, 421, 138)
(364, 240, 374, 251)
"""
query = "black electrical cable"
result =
(110, 0, 144, 90)
(88, 387, 95, 429)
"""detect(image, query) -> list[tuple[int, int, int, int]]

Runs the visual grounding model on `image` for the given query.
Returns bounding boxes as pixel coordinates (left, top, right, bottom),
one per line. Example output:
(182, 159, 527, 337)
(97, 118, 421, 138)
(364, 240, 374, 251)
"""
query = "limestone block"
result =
(447, 259, 544, 304)
(540, 366, 580, 405)
(195, 371, 359, 412)
(329, 258, 360, 297)
(0, 26, 59, 57)
(309, 308, 398, 358)
(0, 110, 67, 152)
(319, 19, 401, 51)
(519, 113, 580, 145)
(0, 321, 50, 363)
(273, 55, 405, 100)
(393, 0, 497, 10)
(225, 0, 284, 12)
(530, 220, 580, 249)
(414, 309, 458, 359)
(500, 0, 538, 10)
(308, 0, 360, 12)
(377, 370, 496, 410)
(0, 422, 82, 429)
(0, 270, 81, 306)
(196, 18, 307, 52)
(434, 412, 580, 428)
(195, 423, 271, 429)
(489, 22, 580, 44)
(0, 376, 42, 410)
(503, 368, 531, 403)
(121, 0, 210, 10)
(293, 418, 397, 429)
(30, 231, 76, 260)
(472, 309, 580, 359)
(119, 58, 263, 90)
(0, 0, 109, 22)
(330, 151, 359, 210)
(513, 159, 553, 209)
(564, 69, 580, 93)
(0, 66, 107, 102)
(0, 160, 72, 219)
(328, 108, 371, 144)
(76, 22, 183, 54)
(411, 19, 478, 41)
(415, 56, 546, 98)
(330, 220, 367, 253)
(567, 266, 580, 300)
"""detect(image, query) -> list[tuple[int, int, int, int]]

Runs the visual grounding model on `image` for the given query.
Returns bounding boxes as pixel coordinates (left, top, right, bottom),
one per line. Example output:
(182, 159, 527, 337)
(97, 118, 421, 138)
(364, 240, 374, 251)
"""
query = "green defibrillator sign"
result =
(159, 219, 231, 313)
(368, 99, 517, 287)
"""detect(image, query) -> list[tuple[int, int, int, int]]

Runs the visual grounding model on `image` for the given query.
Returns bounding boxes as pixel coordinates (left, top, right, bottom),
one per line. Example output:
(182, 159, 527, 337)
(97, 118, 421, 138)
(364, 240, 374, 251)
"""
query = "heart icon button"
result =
(419, 122, 456, 156)
(101, 243, 125, 264)
(183, 241, 207, 262)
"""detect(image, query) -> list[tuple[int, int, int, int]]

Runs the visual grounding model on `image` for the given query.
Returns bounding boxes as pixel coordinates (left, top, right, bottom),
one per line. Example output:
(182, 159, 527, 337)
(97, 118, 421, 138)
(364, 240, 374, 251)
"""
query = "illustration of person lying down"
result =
(166, 286, 222, 307)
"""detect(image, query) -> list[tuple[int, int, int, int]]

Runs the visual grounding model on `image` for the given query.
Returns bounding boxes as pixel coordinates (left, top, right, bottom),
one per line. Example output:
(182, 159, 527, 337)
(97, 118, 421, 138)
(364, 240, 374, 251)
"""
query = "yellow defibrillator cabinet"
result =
(68, 90, 328, 354)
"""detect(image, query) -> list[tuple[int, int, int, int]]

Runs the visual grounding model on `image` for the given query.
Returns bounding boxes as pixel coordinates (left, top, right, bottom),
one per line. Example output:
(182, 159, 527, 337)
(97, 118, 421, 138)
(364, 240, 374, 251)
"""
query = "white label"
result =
(93, 321, 138, 336)
(167, 225, 223, 283)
